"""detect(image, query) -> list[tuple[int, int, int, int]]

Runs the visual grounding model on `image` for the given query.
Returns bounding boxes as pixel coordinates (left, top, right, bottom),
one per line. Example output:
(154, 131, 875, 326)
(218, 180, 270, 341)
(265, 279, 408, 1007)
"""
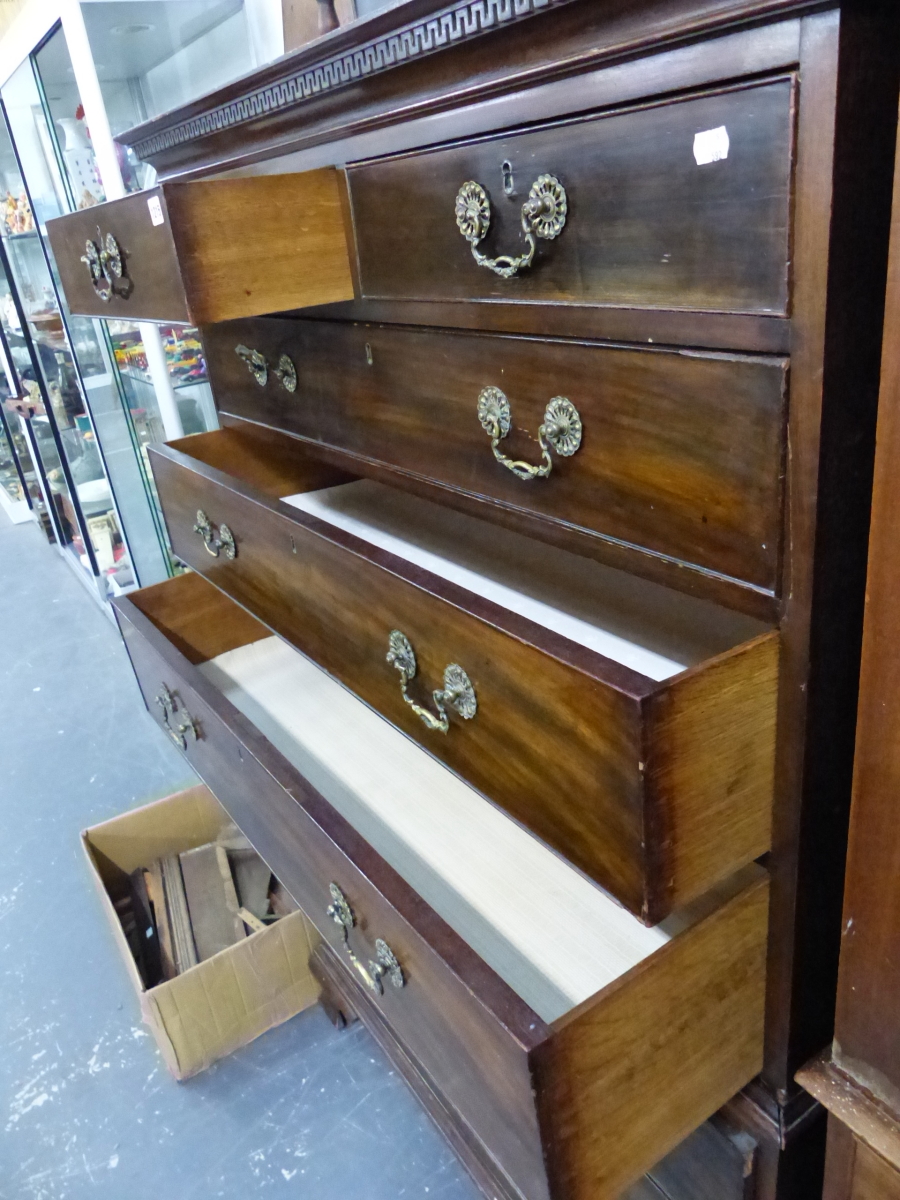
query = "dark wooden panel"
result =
(149, 435, 777, 920)
(761, 4, 900, 1102)
(151, 443, 647, 914)
(348, 79, 794, 315)
(823, 1119, 859, 1200)
(297, 298, 792, 355)
(207, 318, 788, 597)
(828, 91, 900, 1109)
(851, 1143, 900, 1200)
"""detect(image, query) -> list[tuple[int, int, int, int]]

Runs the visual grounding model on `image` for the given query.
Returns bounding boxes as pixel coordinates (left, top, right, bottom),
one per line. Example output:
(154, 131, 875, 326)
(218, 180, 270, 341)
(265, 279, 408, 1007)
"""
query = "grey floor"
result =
(0, 509, 480, 1200)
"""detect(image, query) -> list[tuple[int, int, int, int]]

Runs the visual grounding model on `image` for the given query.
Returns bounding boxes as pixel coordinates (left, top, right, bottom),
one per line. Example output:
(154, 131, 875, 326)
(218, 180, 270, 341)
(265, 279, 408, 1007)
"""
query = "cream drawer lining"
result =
(283, 480, 765, 682)
(199, 635, 746, 1022)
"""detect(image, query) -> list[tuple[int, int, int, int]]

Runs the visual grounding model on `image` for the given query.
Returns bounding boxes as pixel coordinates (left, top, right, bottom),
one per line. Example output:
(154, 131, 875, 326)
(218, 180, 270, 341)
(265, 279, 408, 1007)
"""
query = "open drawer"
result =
(113, 571, 768, 1200)
(46, 171, 355, 323)
(148, 423, 778, 922)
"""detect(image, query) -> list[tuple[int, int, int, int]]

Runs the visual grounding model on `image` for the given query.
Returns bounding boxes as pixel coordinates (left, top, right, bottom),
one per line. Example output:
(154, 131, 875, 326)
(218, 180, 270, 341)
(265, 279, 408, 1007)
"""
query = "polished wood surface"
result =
(761, 7, 900, 1118)
(298, 298, 791, 356)
(827, 105, 900, 1110)
(113, 573, 769, 1200)
(535, 877, 768, 1199)
(46, 172, 355, 323)
(149, 428, 777, 921)
(205, 317, 788, 607)
(795, 105, 900, 1200)
(349, 78, 793, 315)
(93, 0, 900, 1192)
(115, 579, 551, 1200)
(818, 1115, 900, 1200)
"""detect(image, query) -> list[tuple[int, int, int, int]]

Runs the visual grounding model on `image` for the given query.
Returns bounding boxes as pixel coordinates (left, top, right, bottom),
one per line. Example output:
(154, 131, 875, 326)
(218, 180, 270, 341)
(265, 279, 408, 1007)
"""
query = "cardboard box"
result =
(82, 784, 321, 1080)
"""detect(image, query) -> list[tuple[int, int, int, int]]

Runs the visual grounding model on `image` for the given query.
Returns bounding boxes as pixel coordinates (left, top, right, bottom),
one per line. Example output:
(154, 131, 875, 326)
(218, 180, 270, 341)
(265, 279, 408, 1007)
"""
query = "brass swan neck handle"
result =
(326, 883, 405, 995)
(455, 174, 567, 279)
(477, 387, 583, 481)
(386, 630, 476, 734)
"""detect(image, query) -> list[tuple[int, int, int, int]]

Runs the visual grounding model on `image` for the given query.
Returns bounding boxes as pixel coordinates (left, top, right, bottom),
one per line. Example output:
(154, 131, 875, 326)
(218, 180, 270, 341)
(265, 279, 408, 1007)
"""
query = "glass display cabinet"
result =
(0, 2, 286, 600)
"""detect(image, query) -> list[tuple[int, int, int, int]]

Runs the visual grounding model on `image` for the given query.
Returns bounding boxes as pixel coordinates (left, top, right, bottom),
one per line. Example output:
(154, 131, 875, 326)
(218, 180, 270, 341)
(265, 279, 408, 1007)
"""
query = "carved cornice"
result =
(129, 0, 573, 162)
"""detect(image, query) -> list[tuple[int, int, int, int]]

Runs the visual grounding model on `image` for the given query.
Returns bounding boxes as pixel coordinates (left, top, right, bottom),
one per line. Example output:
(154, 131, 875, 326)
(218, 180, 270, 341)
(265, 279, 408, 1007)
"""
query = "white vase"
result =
(57, 117, 90, 150)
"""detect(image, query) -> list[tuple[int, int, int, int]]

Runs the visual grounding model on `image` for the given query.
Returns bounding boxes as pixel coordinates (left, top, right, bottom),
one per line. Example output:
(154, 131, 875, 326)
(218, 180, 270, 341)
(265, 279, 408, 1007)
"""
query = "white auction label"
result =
(147, 195, 165, 226)
(693, 126, 730, 166)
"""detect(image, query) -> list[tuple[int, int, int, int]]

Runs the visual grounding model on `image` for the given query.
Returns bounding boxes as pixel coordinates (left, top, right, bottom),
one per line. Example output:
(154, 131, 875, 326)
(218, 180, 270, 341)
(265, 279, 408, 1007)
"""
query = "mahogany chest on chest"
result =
(48, 1, 900, 1196)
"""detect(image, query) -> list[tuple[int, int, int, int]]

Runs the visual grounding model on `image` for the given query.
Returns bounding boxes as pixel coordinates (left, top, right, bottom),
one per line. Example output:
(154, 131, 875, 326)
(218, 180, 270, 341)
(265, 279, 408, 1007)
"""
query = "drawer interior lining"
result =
(200, 634, 721, 1022)
(283, 480, 767, 681)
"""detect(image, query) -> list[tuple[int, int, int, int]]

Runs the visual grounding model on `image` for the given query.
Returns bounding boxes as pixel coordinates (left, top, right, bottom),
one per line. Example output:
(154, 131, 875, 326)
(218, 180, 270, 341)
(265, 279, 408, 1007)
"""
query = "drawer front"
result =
(113, 587, 550, 1200)
(348, 79, 794, 315)
(48, 187, 189, 322)
(208, 318, 788, 593)
(149, 447, 648, 914)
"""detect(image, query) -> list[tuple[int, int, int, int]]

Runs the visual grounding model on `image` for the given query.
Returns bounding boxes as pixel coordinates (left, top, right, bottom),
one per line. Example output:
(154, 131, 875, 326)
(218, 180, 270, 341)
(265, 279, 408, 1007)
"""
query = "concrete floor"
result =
(0, 509, 480, 1200)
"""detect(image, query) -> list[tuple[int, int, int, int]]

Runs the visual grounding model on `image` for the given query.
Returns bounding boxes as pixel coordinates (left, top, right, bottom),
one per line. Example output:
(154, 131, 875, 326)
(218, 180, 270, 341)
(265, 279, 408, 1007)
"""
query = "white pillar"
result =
(60, 3, 183, 441)
(59, 0, 125, 201)
(140, 323, 184, 440)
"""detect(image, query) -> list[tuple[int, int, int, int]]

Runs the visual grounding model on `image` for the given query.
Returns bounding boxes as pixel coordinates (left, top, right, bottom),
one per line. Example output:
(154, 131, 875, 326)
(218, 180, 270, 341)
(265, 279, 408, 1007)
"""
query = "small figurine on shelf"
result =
(77, 188, 99, 210)
(4, 190, 17, 236)
(16, 192, 33, 233)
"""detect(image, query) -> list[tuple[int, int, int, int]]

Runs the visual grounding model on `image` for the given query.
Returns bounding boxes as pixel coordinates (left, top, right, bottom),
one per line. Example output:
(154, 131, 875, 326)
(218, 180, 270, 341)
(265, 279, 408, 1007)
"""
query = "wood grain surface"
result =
(150, 429, 777, 920)
(827, 103, 900, 1114)
(348, 79, 794, 314)
(47, 171, 355, 323)
(533, 871, 769, 1198)
(113, 573, 769, 1200)
(206, 317, 788, 601)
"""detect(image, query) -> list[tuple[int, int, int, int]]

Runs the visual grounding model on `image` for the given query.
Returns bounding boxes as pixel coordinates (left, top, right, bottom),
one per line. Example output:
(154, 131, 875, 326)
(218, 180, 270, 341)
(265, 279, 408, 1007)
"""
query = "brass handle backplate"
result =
(193, 509, 236, 559)
(326, 883, 404, 995)
(235, 344, 297, 393)
(386, 630, 476, 734)
(455, 174, 567, 279)
(477, 387, 582, 481)
(80, 227, 127, 302)
(155, 684, 200, 750)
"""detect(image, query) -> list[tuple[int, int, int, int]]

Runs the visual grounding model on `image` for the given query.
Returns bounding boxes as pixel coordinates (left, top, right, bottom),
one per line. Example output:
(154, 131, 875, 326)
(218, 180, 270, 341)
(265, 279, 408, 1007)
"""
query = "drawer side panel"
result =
(534, 876, 769, 1199)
